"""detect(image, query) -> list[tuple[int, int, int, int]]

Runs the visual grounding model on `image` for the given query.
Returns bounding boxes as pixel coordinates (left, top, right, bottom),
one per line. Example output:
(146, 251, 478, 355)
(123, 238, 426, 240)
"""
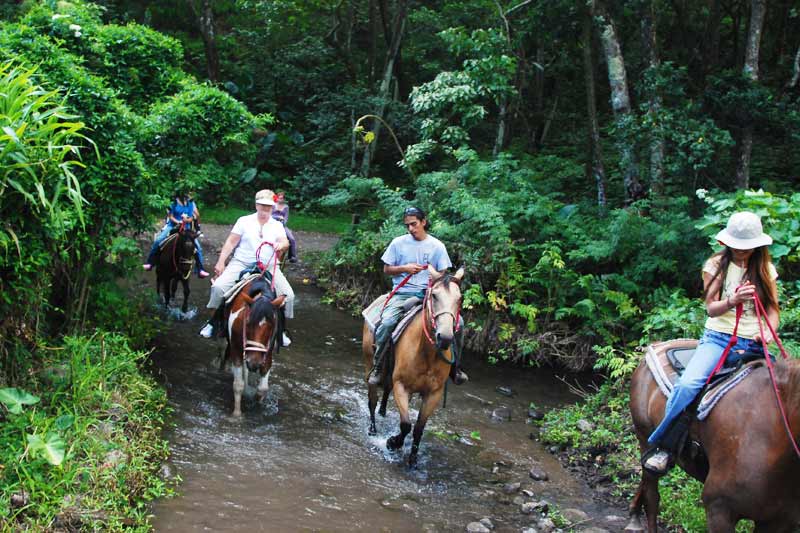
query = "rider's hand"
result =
(214, 262, 225, 277)
(753, 331, 774, 345)
(731, 281, 756, 305)
(406, 263, 426, 275)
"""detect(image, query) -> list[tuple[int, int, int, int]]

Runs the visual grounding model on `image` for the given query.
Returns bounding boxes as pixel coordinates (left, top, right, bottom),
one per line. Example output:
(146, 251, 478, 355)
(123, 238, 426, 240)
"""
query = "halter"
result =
(421, 275, 462, 363)
(240, 297, 277, 365)
(706, 287, 800, 460)
(172, 221, 195, 280)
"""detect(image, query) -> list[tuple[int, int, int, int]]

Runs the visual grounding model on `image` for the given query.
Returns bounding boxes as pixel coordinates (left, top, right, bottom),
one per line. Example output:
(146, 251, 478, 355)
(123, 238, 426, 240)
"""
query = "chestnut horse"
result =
(155, 224, 198, 313)
(223, 276, 285, 417)
(362, 265, 464, 467)
(627, 358, 800, 532)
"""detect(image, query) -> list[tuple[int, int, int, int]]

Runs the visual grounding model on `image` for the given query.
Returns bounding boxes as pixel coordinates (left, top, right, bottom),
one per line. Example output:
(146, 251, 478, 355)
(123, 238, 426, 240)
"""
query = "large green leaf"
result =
(0, 387, 40, 415)
(26, 433, 66, 466)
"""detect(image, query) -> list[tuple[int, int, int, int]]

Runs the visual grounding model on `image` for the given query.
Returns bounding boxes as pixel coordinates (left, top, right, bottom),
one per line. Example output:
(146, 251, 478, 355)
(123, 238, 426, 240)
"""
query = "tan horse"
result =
(223, 277, 285, 417)
(362, 265, 464, 467)
(627, 358, 800, 532)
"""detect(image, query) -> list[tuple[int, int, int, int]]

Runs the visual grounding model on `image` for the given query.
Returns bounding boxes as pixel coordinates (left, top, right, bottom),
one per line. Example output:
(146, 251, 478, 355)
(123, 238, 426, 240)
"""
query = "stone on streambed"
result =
(561, 508, 591, 524)
(479, 517, 495, 530)
(576, 419, 594, 432)
(536, 517, 556, 533)
(503, 481, 521, 494)
(521, 500, 549, 515)
(491, 406, 512, 421)
(496, 385, 514, 397)
(578, 528, 610, 533)
(527, 407, 545, 420)
(528, 464, 549, 481)
(466, 522, 491, 533)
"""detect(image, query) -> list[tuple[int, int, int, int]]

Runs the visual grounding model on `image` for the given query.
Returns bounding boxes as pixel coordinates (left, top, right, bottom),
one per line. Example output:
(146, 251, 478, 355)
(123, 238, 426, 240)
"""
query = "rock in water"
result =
(466, 522, 491, 533)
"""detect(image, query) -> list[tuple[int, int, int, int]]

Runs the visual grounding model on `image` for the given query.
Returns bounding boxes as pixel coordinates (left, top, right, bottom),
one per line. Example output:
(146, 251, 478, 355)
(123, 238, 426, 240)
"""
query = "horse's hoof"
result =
(386, 436, 401, 450)
(368, 424, 377, 436)
(378, 407, 387, 417)
(407, 454, 418, 468)
(624, 516, 645, 532)
(232, 410, 242, 417)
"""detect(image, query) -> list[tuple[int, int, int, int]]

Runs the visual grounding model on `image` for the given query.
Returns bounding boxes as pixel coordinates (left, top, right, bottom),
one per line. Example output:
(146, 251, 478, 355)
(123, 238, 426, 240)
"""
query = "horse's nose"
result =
(436, 332, 453, 350)
(246, 358, 260, 372)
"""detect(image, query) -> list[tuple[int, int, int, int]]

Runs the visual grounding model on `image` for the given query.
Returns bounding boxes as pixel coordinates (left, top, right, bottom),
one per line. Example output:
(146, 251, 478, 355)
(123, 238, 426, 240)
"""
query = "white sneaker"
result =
(644, 450, 670, 473)
(199, 323, 214, 338)
(282, 332, 291, 347)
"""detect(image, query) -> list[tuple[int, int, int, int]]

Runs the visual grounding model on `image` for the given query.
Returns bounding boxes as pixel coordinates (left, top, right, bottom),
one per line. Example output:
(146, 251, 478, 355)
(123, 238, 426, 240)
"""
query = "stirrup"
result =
(642, 448, 672, 476)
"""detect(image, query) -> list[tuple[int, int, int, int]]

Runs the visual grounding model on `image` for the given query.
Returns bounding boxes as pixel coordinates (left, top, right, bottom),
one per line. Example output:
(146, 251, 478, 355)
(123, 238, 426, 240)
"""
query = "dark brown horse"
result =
(627, 357, 800, 532)
(223, 276, 285, 417)
(155, 224, 198, 313)
(362, 265, 465, 466)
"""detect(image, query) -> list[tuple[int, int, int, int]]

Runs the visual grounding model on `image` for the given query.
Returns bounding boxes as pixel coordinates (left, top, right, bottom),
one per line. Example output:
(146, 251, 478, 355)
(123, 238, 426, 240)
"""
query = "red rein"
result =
(255, 240, 279, 290)
(706, 290, 800, 459)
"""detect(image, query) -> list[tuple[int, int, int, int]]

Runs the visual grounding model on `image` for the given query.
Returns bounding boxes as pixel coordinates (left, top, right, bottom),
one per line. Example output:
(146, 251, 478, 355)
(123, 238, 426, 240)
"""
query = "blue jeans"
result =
(648, 329, 764, 445)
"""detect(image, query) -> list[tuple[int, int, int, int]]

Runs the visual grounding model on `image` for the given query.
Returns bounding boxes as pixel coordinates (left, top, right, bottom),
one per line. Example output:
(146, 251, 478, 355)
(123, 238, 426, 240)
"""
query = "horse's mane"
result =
(247, 278, 277, 326)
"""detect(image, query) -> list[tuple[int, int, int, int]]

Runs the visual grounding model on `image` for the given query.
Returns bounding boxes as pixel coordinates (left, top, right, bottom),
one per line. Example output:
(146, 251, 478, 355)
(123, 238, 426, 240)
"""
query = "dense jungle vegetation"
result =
(1, 0, 799, 530)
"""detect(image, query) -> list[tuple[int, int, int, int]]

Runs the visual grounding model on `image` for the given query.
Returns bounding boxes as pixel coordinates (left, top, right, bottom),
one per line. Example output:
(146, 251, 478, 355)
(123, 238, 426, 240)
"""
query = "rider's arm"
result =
(214, 232, 242, 276)
(384, 263, 425, 276)
(275, 235, 289, 253)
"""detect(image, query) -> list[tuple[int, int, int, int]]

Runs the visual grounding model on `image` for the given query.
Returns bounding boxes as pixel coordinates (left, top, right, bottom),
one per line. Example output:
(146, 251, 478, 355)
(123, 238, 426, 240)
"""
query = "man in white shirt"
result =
(199, 189, 294, 345)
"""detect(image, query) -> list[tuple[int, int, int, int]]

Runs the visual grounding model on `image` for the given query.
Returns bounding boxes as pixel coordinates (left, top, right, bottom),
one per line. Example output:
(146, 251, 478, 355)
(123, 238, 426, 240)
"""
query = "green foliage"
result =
(0, 333, 173, 530)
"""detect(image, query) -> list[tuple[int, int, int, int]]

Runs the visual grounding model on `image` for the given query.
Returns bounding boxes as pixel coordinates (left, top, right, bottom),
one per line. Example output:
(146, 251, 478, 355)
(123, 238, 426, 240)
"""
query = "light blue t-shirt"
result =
(381, 234, 452, 293)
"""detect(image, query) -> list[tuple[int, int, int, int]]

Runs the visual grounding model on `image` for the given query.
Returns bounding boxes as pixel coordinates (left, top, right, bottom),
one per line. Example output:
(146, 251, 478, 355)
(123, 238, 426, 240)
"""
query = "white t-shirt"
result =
(231, 213, 287, 268)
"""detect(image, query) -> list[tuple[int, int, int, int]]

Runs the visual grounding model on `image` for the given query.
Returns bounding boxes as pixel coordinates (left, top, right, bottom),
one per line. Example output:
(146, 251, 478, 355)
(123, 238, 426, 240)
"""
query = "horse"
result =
(155, 223, 198, 313)
(626, 357, 800, 532)
(362, 265, 464, 467)
(223, 276, 285, 417)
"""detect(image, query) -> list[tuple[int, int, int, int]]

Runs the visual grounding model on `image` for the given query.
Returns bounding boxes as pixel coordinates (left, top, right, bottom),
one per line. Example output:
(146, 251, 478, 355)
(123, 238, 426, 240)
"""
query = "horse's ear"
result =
(452, 267, 465, 284)
(242, 293, 255, 305)
(271, 294, 286, 307)
(427, 264, 442, 280)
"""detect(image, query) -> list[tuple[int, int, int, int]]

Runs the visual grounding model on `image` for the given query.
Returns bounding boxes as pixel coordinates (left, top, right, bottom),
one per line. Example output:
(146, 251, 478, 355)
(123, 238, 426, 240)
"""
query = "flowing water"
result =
(147, 253, 624, 532)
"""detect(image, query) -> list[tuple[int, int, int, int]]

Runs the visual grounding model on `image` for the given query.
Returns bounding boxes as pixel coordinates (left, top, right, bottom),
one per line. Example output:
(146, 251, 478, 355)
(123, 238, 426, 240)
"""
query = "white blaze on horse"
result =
(223, 276, 285, 417)
(362, 265, 465, 466)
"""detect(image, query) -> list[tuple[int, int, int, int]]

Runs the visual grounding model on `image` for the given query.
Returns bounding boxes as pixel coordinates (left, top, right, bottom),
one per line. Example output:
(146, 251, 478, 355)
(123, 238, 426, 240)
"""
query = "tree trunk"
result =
(188, 0, 220, 82)
(735, 0, 767, 190)
(594, 0, 644, 203)
(641, 0, 665, 195)
(369, 0, 377, 87)
(788, 43, 800, 89)
(493, 102, 508, 156)
(703, 0, 722, 77)
(361, 0, 408, 177)
(583, 3, 607, 208)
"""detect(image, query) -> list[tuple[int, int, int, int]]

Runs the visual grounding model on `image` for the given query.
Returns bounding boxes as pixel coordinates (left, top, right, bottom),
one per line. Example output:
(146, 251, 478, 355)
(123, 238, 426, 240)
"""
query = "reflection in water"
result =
(149, 278, 618, 532)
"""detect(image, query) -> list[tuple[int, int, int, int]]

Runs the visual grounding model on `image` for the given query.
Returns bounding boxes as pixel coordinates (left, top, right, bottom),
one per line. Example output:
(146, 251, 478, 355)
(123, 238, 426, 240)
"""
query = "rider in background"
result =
(199, 189, 294, 346)
(143, 190, 210, 278)
(644, 211, 779, 473)
(272, 192, 298, 263)
(367, 206, 468, 386)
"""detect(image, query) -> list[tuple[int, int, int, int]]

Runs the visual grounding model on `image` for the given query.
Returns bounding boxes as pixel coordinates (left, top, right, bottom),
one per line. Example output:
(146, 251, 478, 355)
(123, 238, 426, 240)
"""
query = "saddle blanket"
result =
(645, 338, 763, 421)
(224, 273, 262, 305)
(362, 294, 423, 344)
(158, 232, 179, 251)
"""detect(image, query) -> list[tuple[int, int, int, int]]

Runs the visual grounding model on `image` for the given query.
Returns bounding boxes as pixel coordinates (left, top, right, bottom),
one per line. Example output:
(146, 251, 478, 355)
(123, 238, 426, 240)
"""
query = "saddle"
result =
(362, 294, 423, 344)
(645, 339, 765, 421)
(158, 232, 180, 251)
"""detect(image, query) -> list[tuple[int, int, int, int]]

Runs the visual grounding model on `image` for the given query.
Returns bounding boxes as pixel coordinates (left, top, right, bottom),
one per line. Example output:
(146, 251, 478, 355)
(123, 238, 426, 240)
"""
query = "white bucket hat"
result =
(715, 211, 773, 250)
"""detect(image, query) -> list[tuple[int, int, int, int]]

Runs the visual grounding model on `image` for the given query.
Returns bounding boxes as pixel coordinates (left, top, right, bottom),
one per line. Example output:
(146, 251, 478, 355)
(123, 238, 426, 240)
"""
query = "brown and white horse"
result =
(627, 358, 800, 532)
(223, 277, 285, 417)
(362, 265, 465, 466)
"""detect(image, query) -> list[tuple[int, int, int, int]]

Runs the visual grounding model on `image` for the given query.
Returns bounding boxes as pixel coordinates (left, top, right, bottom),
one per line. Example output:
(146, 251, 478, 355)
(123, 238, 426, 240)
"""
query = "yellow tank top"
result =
(703, 257, 778, 339)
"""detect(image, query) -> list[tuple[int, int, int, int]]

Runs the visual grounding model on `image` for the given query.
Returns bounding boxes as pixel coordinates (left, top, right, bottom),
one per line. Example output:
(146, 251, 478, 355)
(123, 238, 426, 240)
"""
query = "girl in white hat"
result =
(644, 211, 780, 473)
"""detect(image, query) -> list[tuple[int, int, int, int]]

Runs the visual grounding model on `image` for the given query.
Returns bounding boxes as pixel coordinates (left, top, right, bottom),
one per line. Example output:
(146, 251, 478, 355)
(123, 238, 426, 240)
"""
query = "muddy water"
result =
(148, 259, 621, 532)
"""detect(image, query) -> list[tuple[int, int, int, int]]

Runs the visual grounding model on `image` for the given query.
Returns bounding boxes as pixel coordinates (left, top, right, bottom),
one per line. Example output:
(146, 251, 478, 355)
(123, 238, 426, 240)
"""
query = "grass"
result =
(0, 332, 174, 531)
(202, 206, 352, 234)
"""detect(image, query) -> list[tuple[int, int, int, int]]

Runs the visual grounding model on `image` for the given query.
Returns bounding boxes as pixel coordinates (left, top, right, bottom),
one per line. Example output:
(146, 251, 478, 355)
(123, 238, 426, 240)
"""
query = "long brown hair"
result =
(704, 246, 778, 312)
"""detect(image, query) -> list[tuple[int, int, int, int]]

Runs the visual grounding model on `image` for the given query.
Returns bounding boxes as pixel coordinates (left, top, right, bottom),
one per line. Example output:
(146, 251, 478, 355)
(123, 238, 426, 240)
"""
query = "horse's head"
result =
(240, 281, 286, 373)
(426, 265, 464, 350)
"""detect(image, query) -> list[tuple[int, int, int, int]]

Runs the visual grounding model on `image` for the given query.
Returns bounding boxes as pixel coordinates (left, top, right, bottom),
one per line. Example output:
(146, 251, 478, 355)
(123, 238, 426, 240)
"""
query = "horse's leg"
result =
(231, 364, 245, 417)
(256, 367, 271, 402)
(624, 475, 647, 532)
(387, 382, 411, 451)
(408, 387, 444, 467)
(367, 383, 378, 436)
(754, 520, 797, 533)
(181, 278, 190, 313)
(641, 472, 661, 533)
(378, 385, 390, 417)
(705, 502, 736, 533)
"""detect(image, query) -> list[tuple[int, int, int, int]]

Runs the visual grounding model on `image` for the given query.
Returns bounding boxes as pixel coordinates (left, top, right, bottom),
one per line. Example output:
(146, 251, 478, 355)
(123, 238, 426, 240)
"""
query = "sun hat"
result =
(255, 189, 276, 206)
(715, 211, 773, 250)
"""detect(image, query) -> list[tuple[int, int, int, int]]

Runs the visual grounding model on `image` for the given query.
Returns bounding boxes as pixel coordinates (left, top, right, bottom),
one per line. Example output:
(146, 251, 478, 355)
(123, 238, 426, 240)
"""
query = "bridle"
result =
(421, 275, 462, 352)
(172, 221, 195, 280)
(240, 295, 278, 366)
